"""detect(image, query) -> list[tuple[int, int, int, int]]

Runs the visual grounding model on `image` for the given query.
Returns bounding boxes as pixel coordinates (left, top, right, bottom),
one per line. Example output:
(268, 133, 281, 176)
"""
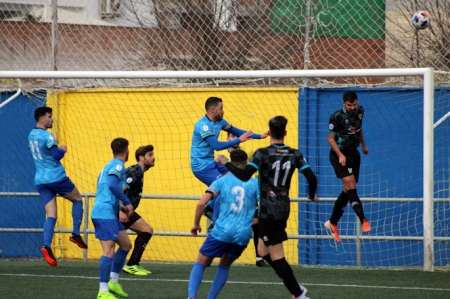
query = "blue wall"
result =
(297, 87, 450, 267)
(0, 92, 44, 257)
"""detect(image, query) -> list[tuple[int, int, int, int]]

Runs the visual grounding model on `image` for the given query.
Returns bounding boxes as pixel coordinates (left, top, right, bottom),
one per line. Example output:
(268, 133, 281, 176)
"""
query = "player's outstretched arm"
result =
(191, 192, 213, 236)
(205, 135, 241, 151)
(301, 167, 319, 202)
(228, 126, 268, 139)
(225, 163, 257, 182)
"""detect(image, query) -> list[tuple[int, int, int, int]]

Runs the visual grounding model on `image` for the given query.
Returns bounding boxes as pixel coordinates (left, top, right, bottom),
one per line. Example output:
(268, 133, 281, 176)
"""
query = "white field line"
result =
(0, 273, 449, 292)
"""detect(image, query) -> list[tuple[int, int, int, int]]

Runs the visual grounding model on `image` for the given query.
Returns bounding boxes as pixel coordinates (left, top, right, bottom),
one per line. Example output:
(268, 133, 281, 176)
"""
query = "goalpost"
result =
(0, 69, 441, 271)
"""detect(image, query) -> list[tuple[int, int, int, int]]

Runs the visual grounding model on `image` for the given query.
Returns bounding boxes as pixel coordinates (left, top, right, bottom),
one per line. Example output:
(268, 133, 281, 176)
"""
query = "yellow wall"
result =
(48, 87, 301, 264)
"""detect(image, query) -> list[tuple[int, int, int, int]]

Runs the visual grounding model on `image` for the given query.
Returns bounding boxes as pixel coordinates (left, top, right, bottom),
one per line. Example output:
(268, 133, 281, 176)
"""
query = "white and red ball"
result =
(411, 11, 430, 30)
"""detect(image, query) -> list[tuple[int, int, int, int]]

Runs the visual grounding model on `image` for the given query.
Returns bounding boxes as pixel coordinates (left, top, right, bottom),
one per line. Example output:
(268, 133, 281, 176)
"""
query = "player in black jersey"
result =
(223, 116, 318, 299)
(120, 145, 155, 276)
(325, 91, 371, 243)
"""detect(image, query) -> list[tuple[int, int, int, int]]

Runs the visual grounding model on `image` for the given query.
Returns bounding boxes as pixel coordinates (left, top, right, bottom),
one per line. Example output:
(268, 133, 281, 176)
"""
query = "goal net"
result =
(0, 69, 447, 271)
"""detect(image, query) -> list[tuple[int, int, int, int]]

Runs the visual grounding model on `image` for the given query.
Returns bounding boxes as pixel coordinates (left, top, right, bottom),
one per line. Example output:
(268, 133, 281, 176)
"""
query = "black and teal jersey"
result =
(328, 105, 364, 150)
(124, 164, 144, 210)
(249, 144, 310, 220)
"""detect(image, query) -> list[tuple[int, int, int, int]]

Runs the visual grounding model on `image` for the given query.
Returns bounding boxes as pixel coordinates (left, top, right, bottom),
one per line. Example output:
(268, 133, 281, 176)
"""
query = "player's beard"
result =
(145, 160, 154, 169)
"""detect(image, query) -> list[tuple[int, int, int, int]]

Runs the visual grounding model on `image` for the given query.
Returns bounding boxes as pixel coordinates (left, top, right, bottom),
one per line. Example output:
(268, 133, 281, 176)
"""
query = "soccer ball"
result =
(411, 11, 430, 30)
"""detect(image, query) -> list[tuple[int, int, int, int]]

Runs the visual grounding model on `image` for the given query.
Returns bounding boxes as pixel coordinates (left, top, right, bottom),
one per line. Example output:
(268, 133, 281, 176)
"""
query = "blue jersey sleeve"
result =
(228, 126, 262, 139)
(50, 145, 65, 160)
(107, 174, 131, 205)
(205, 136, 240, 151)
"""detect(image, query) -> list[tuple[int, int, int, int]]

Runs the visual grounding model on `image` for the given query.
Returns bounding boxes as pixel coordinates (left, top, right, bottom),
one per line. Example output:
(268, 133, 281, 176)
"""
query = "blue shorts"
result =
(199, 234, 247, 259)
(92, 218, 126, 241)
(36, 177, 75, 205)
(193, 162, 229, 186)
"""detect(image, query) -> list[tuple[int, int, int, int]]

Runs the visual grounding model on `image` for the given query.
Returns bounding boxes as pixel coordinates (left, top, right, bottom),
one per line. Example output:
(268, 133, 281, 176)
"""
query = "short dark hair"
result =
(230, 149, 248, 165)
(135, 145, 154, 162)
(205, 97, 222, 111)
(34, 106, 52, 121)
(111, 138, 129, 156)
(343, 91, 358, 103)
(269, 116, 287, 139)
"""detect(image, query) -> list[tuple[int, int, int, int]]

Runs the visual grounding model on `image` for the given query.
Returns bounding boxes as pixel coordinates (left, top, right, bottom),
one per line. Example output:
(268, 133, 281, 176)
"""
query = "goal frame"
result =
(0, 68, 435, 271)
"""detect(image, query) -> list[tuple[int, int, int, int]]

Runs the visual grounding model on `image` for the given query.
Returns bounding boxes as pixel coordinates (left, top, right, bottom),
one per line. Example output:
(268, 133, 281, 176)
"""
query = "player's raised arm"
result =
(227, 126, 269, 140)
(204, 133, 243, 151)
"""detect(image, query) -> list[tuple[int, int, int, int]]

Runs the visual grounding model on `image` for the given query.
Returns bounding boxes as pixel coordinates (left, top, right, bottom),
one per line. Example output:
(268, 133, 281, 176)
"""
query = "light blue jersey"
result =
(91, 158, 125, 219)
(190, 115, 231, 172)
(208, 175, 259, 246)
(28, 128, 66, 185)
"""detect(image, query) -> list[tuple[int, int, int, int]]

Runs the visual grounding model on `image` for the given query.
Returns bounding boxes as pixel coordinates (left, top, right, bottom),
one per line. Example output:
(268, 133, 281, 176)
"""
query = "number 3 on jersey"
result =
(272, 160, 291, 187)
(231, 186, 245, 213)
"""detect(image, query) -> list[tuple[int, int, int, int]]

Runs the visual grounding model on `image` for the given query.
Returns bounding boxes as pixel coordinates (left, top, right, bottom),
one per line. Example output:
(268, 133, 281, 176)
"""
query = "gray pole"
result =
(51, 0, 58, 71)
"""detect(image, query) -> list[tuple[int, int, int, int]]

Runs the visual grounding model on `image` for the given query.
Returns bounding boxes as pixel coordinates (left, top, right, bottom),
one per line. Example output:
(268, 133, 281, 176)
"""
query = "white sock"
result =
(99, 282, 109, 292)
(110, 272, 119, 283)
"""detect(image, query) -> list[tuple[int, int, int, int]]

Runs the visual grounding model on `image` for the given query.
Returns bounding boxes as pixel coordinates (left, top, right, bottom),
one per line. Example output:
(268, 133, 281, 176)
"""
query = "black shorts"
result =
(329, 149, 360, 182)
(123, 211, 142, 230)
(258, 218, 288, 246)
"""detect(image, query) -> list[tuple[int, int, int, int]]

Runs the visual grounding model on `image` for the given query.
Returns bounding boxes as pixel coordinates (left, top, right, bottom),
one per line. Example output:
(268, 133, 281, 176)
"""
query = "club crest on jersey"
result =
(203, 125, 209, 131)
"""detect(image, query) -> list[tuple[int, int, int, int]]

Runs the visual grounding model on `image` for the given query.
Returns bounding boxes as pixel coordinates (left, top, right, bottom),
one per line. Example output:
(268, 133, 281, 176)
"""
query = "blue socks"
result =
(111, 248, 129, 274)
(72, 200, 83, 235)
(207, 265, 230, 299)
(99, 256, 113, 283)
(43, 217, 56, 247)
(188, 262, 206, 298)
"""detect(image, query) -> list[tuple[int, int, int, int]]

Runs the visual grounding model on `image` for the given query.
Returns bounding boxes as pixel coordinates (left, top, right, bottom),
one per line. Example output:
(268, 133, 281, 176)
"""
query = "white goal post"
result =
(0, 68, 436, 271)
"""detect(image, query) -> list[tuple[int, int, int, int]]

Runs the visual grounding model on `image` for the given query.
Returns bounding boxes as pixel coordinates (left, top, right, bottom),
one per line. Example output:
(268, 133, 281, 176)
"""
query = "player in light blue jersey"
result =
(91, 138, 134, 299)
(190, 96, 268, 223)
(28, 107, 87, 267)
(188, 149, 259, 299)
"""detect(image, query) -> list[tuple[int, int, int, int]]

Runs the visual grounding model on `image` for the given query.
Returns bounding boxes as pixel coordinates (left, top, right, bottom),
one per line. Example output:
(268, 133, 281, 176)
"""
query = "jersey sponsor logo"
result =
(276, 149, 288, 153)
(126, 177, 133, 184)
(348, 126, 357, 134)
(329, 123, 334, 130)
(116, 165, 123, 171)
(203, 124, 209, 131)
